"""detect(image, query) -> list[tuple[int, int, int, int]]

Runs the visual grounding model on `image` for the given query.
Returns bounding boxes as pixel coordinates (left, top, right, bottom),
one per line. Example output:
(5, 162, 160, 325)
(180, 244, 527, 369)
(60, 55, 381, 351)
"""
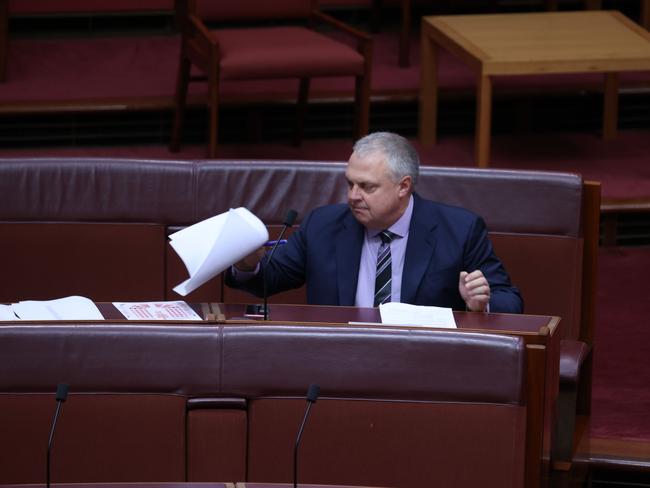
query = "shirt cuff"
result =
(231, 263, 260, 281)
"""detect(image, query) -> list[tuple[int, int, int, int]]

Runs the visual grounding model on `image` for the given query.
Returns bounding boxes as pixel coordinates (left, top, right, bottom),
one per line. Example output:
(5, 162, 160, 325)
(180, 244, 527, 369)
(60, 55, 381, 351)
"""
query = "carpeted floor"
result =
(591, 246, 650, 442)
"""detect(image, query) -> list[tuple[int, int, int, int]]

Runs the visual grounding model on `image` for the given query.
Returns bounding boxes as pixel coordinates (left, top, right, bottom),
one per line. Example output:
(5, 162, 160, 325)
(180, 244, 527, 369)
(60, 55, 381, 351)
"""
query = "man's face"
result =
(345, 150, 411, 230)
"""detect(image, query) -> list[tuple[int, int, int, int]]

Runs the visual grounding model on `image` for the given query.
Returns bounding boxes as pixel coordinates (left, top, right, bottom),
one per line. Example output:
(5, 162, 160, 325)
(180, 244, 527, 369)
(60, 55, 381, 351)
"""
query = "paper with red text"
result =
(112, 301, 202, 321)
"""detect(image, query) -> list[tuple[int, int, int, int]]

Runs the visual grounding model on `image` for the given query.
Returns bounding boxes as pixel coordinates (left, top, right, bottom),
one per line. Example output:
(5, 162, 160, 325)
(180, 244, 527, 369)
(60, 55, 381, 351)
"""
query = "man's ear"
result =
(398, 176, 412, 197)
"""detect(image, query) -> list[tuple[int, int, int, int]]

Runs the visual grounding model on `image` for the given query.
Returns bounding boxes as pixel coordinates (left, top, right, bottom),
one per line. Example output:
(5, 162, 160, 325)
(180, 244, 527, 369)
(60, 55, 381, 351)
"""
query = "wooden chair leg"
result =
(293, 78, 310, 147)
(170, 55, 191, 152)
(207, 69, 220, 159)
(399, 0, 411, 68)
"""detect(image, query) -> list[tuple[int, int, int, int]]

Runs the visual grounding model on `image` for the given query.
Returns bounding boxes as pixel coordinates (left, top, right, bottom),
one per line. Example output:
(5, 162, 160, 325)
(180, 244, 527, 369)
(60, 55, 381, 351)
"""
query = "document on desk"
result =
(169, 207, 269, 296)
(10, 296, 104, 320)
(0, 304, 18, 320)
(378, 302, 457, 328)
(113, 301, 202, 320)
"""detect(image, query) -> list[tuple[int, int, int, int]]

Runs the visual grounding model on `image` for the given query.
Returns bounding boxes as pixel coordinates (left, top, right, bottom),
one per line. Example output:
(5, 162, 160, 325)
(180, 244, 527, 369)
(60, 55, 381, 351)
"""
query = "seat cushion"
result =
(559, 339, 591, 386)
(213, 27, 365, 80)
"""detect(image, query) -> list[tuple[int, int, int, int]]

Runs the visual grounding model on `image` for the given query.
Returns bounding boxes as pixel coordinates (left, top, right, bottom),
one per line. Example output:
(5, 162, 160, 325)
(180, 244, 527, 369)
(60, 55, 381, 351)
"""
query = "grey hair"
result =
(352, 132, 419, 186)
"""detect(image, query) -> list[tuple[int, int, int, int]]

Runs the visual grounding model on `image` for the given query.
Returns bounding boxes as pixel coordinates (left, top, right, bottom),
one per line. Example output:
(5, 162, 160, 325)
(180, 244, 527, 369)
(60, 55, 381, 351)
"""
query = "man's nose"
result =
(349, 185, 361, 200)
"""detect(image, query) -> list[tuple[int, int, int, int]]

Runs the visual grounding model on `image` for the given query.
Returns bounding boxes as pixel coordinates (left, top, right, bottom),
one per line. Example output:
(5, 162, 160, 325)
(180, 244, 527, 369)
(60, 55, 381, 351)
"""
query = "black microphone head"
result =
(284, 209, 298, 227)
(306, 384, 320, 403)
(55, 383, 69, 402)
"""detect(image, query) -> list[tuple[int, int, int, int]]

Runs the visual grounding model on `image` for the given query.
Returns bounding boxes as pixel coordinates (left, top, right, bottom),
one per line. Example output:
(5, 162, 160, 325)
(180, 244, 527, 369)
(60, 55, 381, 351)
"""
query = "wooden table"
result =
(419, 10, 650, 167)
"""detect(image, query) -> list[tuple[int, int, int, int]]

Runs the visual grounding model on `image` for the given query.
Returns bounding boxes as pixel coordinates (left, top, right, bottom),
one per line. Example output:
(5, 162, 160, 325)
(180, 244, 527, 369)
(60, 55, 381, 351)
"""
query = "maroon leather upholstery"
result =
(559, 339, 592, 384)
(0, 322, 528, 488)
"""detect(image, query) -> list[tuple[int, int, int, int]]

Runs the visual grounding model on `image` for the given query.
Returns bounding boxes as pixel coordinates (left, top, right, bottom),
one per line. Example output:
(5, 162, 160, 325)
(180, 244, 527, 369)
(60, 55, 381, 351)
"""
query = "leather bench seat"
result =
(0, 322, 528, 488)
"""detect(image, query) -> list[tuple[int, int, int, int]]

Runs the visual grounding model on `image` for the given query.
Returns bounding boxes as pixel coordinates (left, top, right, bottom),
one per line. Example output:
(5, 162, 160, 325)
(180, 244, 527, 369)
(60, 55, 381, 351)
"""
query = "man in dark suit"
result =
(227, 132, 522, 313)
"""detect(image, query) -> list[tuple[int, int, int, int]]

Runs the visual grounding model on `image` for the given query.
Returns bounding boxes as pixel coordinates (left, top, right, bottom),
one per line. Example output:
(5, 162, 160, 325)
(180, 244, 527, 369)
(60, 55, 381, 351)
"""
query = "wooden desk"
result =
(30, 303, 560, 488)
(103, 302, 557, 488)
(213, 303, 559, 488)
(419, 11, 650, 167)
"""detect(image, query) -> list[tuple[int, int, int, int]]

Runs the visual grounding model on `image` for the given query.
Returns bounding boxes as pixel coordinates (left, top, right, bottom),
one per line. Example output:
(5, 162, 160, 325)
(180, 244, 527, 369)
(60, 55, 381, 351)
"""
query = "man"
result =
(227, 132, 522, 313)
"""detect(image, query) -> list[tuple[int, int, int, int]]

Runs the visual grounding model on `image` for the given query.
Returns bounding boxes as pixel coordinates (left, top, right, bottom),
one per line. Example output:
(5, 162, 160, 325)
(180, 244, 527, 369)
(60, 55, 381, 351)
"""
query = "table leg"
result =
(419, 27, 438, 146)
(476, 74, 493, 168)
(584, 0, 602, 9)
(398, 0, 411, 68)
(0, 0, 8, 82)
(641, 0, 650, 30)
(602, 72, 619, 141)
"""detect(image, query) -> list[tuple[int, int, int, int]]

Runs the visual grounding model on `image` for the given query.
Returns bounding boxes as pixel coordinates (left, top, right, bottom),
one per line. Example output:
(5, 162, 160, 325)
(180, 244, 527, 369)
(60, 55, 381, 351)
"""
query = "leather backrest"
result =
(0, 158, 582, 234)
(0, 323, 525, 404)
(195, 161, 582, 235)
(0, 158, 197, 223)
(195, 0, 314, 21)
(0, 322, 527, 487)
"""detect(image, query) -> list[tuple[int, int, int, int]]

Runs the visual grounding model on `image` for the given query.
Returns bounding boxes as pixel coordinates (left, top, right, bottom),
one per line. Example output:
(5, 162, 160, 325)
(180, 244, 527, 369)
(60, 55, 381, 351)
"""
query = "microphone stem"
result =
(47, 401, 63, 488)
(263, 224, 291, 321)
(294, 401, 314, 488)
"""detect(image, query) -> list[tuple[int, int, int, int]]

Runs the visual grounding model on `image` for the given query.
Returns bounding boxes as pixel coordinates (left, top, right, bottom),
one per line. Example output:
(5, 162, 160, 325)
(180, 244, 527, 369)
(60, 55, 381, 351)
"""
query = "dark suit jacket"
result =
(226, 193, 523, 313)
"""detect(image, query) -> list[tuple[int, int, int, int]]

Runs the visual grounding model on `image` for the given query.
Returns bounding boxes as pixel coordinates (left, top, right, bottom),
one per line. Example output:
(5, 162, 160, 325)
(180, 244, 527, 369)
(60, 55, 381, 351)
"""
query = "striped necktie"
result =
(374, 230, 396, 307)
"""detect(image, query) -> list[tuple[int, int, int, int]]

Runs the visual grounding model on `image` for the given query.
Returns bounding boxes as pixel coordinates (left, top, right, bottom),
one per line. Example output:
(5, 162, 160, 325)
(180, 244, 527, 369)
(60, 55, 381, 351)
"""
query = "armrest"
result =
(559, 339, 592, 386)
(181, 13, 220, 70)
(310, 9, 373, 55)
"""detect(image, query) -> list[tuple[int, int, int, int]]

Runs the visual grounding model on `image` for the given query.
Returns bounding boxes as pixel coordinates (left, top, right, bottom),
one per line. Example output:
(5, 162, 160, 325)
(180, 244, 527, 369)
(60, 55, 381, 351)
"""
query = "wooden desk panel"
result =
(13, 303, 559, 488)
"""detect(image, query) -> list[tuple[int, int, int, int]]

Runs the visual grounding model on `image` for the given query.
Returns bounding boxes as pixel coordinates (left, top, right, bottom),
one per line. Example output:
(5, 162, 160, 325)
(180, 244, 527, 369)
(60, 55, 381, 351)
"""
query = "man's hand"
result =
(459, 270, 491, 312)
(234, 247, 266, 272)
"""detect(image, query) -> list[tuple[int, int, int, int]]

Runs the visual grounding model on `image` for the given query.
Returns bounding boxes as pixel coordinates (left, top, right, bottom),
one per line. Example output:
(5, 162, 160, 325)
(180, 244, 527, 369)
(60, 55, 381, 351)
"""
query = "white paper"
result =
(379, 302, 457, 328)
(170, 207, 269, 296)
(113, 301, 202, 321)
(11, 296, 104, 320)
(0, 304, 18, 321)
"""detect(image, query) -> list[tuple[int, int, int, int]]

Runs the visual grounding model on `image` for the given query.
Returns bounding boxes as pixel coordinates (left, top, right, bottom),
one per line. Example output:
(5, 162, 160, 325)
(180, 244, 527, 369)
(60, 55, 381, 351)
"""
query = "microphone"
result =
(293, 384, 320, 488)
(263, 209, 298, 320)
(47, 383, 69, 488)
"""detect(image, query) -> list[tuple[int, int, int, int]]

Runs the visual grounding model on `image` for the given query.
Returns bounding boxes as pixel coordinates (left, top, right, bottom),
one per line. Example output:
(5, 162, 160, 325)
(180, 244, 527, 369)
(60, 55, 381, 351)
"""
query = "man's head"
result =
(345, 132, 420, 230)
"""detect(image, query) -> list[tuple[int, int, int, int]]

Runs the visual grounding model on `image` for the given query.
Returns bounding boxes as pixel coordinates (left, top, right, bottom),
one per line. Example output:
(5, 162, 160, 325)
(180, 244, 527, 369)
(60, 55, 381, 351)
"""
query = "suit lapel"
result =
(402, 194, 438, 303)
(336, 211, 364, 305)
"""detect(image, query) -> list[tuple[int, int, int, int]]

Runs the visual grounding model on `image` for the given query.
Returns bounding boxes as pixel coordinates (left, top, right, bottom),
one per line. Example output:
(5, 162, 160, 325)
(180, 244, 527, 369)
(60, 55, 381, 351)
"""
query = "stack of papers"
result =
(170, 207, 269, 296)
(378, 302, 457, 328)
(1, 296, 104, 321)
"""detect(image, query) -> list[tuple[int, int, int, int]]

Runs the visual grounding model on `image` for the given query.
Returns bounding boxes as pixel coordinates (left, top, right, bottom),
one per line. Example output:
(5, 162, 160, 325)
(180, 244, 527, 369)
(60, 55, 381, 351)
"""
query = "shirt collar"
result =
(368, 194, 413, 240)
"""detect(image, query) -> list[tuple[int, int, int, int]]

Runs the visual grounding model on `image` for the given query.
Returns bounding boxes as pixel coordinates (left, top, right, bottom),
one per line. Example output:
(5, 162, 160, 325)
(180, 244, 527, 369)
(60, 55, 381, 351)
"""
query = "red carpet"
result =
(591, 246, 650, 441)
